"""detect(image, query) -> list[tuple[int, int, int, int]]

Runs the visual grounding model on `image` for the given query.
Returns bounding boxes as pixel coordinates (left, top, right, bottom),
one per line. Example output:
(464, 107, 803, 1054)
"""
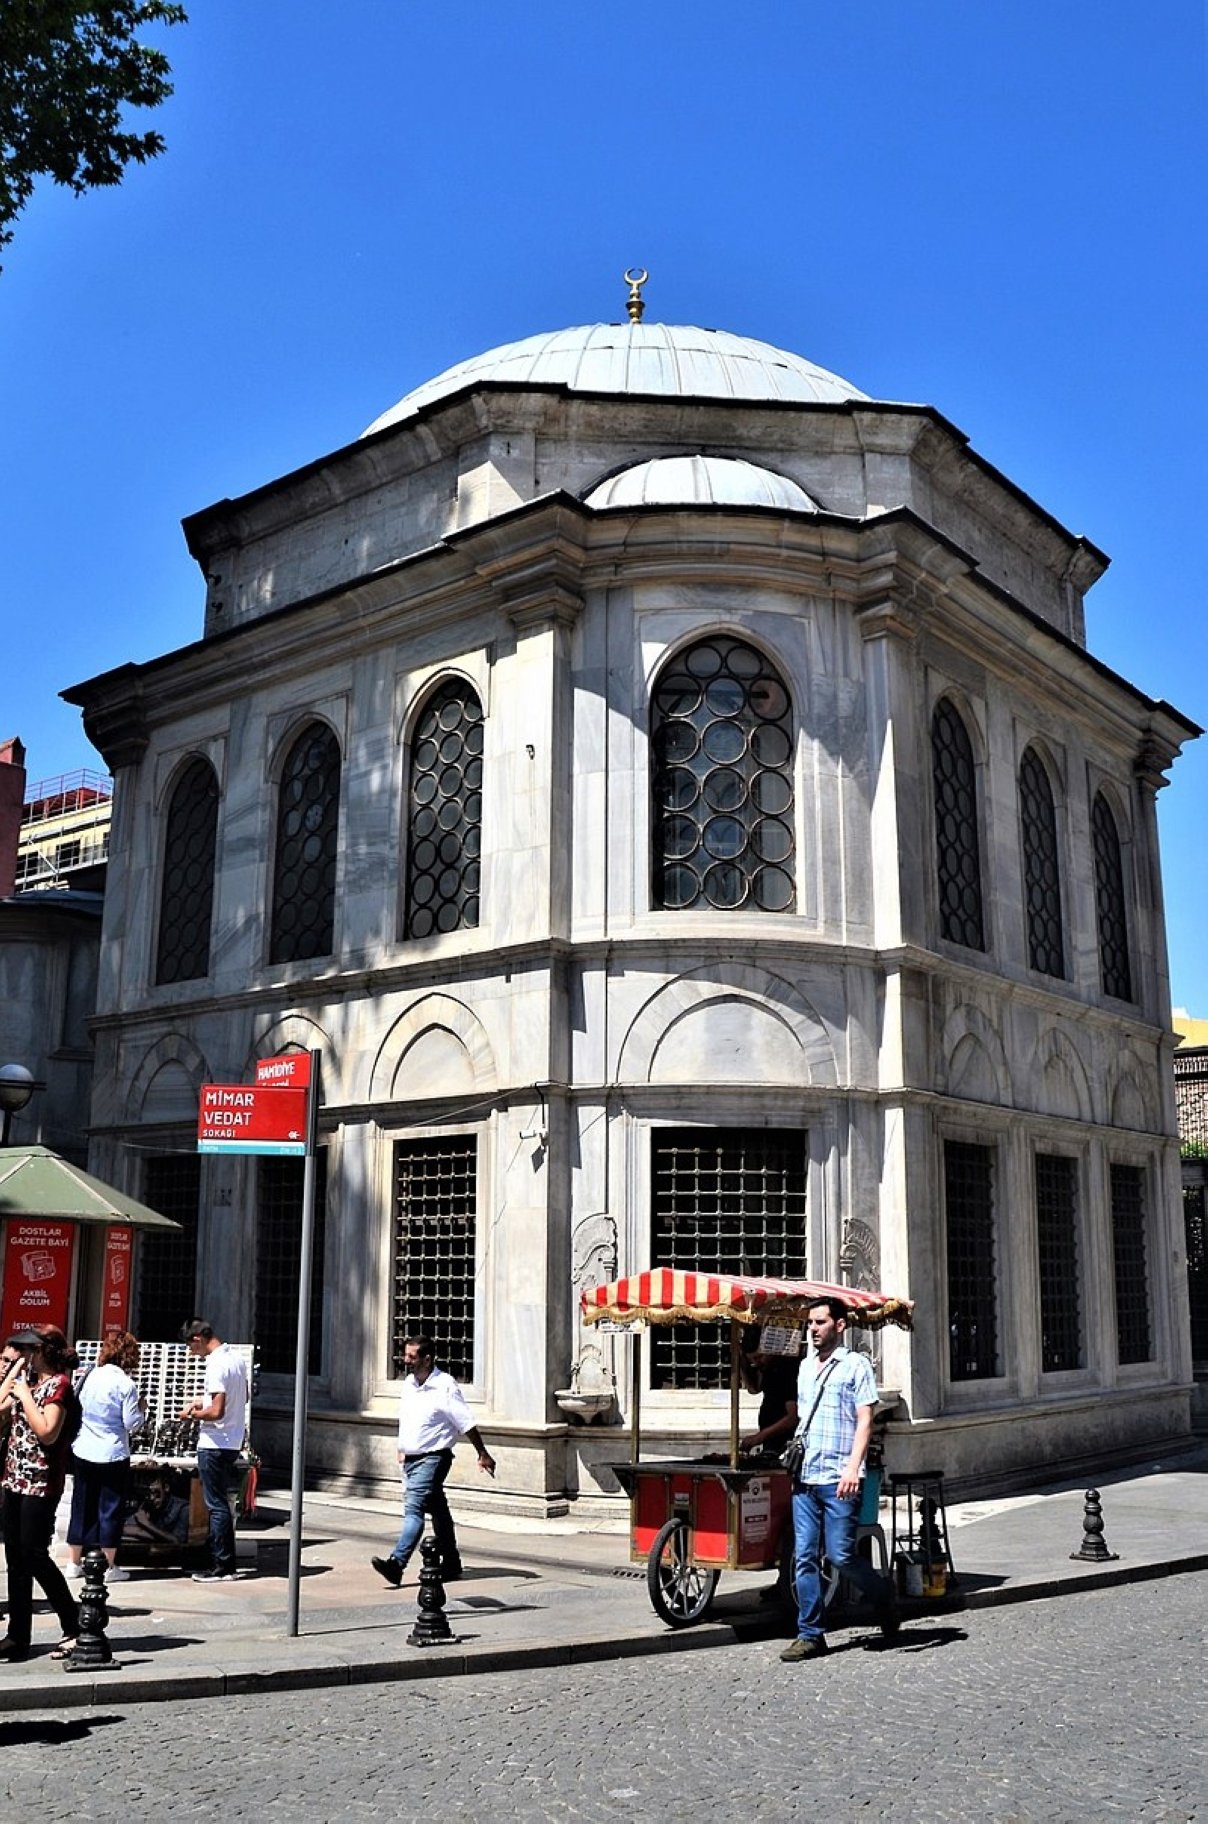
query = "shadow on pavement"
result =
(0, 1714, 125, 1744)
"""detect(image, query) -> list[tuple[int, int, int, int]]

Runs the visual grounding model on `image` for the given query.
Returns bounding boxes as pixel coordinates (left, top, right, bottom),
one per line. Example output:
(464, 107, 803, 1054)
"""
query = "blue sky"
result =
(2, 1, 1205, 1005)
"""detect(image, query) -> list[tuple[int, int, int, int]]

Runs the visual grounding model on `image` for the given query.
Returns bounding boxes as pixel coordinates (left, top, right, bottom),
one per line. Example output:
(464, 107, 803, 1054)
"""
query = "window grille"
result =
(404, 681, 483, 939)
(1174, 1048, 1208, 1159)
(1110, 1163, 1151, 1365)
(932, 699, 985, 950)
(255, 1152, 327, 1375)
(1091, 792, 1132, 1001)
(1035, 1153, 1082, 1372)
(138, 1154, 200, 1340)
(156, 758, 219, 984)
(650, 638, 796, 914)
(269, 723, 340, 964)
(1019, 747, 1065, 978)
(1184, 1183, 1208, 1361)
(944, 1141, 1000, 1380)
(391, 1137, 477, 1382)
(649, 1128, 807, 1390)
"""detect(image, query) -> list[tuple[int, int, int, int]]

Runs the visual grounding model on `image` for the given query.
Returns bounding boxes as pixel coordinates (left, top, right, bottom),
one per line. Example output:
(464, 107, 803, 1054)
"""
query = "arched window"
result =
(1019, 746, 1065, 978)
(1092, 791, 1132, 1000)
(269, 722, 340, 964)
(404, 680, 483, 939)
(932, 699, 985, 950)
(155, 757, 219, 984)
(650, 636, 795, 913)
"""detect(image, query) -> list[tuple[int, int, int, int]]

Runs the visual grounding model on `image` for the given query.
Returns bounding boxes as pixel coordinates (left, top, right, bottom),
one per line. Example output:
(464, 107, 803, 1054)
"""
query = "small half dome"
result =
(584, 454, 820, 512)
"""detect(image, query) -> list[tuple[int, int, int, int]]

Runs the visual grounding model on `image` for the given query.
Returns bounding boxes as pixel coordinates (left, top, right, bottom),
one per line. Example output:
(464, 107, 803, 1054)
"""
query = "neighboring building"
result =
(1173, 1042, 1208, 1425)
(65, 292, 1198, 1507)
(16, 768, 112, 893)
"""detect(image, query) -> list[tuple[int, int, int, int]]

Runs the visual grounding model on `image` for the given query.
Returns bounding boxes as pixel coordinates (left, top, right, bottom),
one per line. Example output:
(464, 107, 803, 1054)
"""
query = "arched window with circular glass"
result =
(1092, 790, 1133, 1002)
(155, 757, 219, 984)
(404, 680, 483, 939)
(932, 698, 985, 951)
(650, 637, 795, 913)
(269, 722, 341, 964)
(1019, 745, 1065, 979)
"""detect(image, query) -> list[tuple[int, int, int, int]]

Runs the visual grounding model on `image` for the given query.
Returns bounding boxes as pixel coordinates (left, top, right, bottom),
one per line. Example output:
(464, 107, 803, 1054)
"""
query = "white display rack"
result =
(76, 1340, 255, 1460)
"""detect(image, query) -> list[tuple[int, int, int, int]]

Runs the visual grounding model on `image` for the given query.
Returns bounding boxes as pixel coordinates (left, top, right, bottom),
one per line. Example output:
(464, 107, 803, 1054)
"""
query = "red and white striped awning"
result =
(580, 1269, 913, 1330)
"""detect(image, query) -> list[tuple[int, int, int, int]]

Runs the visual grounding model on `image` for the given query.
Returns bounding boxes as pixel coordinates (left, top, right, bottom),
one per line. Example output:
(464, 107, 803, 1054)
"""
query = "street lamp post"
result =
(0, 1063, 41, 1145)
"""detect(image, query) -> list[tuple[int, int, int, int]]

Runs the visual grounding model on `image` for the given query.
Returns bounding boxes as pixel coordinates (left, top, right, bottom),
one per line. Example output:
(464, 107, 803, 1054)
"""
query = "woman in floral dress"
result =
(0, 1325, 80, 1661)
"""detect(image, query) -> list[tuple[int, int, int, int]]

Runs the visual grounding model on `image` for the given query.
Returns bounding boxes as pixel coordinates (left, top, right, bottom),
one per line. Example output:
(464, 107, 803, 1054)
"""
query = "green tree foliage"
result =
(0, 1, 186, 265)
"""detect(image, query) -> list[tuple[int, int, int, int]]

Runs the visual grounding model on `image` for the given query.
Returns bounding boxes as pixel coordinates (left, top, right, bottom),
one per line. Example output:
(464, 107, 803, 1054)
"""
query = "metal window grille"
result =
(404, 681, 483, 939)
(1035, 1153, 1082, 1372)
(1110, 1163, 1151, 1365)
(1183, 1182, 1208, 1361)
(391, 1137, 477, 1382)
(1091, 792, 1132, 1001)
(255, 1152, 327, 1375)
(138, 1154, 200, 1341)
(944, 1141, 1000, 1380)
(1019, 748, 1065, 979)
(932, 699, 985, 950)
(649, 1127, 807, 1390)
(1173, 1047, 1208, 1159)
(650, 638, 796, 914)
(269, 723, 340, 963)
(156, 758, 219, 984)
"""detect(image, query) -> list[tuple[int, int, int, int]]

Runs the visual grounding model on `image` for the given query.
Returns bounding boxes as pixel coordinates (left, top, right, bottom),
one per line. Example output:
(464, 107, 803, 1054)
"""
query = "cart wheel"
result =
(647, 1519, 719, 1627)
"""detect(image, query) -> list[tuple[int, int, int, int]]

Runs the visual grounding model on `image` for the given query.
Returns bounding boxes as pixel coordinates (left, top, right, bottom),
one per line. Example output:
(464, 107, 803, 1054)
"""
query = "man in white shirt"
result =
(371, 1335, 495, 1588)
(179, 1319, 249, 1584)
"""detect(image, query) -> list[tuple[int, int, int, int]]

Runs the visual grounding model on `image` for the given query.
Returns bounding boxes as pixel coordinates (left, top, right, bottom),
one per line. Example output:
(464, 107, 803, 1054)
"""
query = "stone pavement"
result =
(1, 1439, 1204, 1713)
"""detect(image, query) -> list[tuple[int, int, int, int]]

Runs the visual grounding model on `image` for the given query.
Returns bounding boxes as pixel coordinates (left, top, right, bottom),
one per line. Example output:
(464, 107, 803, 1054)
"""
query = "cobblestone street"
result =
(0, 1571, 1203, 1822)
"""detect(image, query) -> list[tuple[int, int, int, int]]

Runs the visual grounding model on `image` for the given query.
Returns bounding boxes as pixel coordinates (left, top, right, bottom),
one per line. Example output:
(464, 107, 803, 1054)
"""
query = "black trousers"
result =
(3, 1489, 79, 1648)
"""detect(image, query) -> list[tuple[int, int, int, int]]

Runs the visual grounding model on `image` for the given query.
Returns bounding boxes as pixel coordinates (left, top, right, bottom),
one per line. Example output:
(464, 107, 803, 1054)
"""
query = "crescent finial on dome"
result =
(623, 268, 649, 322)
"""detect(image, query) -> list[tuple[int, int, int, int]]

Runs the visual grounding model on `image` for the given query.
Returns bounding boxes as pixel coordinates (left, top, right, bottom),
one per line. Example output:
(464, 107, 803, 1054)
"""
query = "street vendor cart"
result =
(581, 1269, 913, 1627)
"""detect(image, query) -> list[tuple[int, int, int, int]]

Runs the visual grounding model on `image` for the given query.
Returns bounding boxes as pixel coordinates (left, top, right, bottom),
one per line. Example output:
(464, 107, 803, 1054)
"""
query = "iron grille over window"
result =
(392, 1137, 477, 1382)
(404, 681, 483, 939)
(1019, 747, 1065, 978)
(269, 723, 340, 964)
(944, 1141, 999, 1380)
(1091, 792, 1132, 1001)
(649, 1127, 807, 1390)
(255, 1153, 327, 1375)
(650, 638, 795, 913)
(1174, 1048, 1208, 1158)
(1035, 1153, 1082, 1372)
(1110, 1163, 1151, 1365)
(156, 758, 219, 984)
(138, 1154, 200, 1340)
(1184, 1183, 1208, 1361)
(932, 699, 985, 950)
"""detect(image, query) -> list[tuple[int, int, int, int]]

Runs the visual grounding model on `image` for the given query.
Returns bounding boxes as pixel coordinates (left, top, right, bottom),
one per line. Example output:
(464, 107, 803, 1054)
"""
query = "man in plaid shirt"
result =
(781, 1296, 899, 1661)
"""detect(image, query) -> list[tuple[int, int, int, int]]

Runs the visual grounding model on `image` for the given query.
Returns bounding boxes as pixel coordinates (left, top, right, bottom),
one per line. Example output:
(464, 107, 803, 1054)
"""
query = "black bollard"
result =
(407, 1533, 456, 1647)
(1069, 1488, 1119, 1563)
(63, 1546, 118, 1673)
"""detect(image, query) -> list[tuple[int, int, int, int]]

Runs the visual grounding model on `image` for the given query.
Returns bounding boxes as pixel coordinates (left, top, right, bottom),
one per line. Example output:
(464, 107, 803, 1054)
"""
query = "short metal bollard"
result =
(63, 1546, 118, 1672)
(407, 1534, 455, 1647)
(1070, 1488, 1119, 1563)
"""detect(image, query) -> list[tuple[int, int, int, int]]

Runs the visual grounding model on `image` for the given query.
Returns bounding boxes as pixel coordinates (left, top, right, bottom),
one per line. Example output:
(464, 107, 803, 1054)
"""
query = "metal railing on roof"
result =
(21, 768, 113, 825)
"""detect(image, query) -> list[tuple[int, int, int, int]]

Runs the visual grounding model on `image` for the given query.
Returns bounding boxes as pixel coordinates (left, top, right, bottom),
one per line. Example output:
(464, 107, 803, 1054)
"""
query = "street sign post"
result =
(286, 1048, 322, 1638)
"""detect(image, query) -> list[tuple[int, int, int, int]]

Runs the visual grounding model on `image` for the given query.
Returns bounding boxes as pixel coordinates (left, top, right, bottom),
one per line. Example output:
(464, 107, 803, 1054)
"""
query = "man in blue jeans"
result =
(180, 1320, 249, 1584)
(372, 1335, 495, 1588)
(781, 1297, 898, 1660)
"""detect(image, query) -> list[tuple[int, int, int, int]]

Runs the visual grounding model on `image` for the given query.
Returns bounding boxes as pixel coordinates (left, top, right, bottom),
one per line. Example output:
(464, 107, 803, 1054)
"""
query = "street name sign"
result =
(197, 1083, 308, 1156)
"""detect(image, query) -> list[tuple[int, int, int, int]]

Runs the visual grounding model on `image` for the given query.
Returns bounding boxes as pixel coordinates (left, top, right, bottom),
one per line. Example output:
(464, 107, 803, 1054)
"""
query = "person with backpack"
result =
(0, 1325, 80, 1661)
(64, 1330, 142, 1586)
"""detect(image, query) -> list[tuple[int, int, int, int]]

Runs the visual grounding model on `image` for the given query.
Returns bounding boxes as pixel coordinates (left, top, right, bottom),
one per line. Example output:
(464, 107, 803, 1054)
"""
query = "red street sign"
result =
(197, 1083, 308, 1156)
(255, 1052, 312, 1090)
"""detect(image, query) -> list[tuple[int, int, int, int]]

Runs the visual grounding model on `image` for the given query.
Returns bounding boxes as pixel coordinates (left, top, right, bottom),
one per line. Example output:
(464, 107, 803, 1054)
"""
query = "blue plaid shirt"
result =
(795, 1346, 878, 1484)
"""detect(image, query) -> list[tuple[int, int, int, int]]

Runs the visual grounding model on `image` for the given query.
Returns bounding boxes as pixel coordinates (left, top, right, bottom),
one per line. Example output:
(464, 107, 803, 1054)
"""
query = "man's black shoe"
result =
(371, 1554, 403, 1588)
(441, 1560, 464, 1582)
(878, 1585, 902, 1636)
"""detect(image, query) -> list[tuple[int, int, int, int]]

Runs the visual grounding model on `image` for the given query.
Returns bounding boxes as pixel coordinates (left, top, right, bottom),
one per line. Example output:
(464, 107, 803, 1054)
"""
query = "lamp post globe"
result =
(0, 1063, 37, 1145)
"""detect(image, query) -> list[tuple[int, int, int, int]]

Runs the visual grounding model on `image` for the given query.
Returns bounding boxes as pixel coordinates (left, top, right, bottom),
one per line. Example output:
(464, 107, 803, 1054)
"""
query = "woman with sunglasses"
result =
(0, 1326, 80, 1661)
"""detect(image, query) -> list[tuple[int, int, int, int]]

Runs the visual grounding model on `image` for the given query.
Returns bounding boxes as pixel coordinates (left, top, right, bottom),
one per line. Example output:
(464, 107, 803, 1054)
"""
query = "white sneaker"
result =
(105, 1566, 131, 1583)
(63, 1562, 84, 1581)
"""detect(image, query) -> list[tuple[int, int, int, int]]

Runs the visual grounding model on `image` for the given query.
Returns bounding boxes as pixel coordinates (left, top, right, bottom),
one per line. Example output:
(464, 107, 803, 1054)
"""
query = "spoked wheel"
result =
(646, 1518, 719, 1627)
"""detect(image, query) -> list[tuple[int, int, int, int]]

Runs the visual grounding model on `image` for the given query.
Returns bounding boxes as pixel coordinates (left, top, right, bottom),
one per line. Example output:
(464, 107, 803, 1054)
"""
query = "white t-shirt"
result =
(198, 1345, 248, 1452)
(397, 1367, 474, 1456)
(74, 1362, 143, 1464)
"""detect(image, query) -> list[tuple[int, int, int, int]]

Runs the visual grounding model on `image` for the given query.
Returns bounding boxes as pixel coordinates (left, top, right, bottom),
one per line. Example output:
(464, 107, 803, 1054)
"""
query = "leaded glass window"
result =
(1185, 1183, 1208, 1361)
(391, 1137, 477, 1382)
(932, 699, 984, 950)
(1019, 747, 1065, 978)
(404, 681, 483, 939)
(138, 1154, 200, 1340)
(269, 723, 340, 964)
(156, 758, 219, 984)
(1110, 1163, 1151, 1365)
(1092, 792, 1132, 1001)
(1035, 1153, 1082, 1372)
(650, 638, 795, 913)
(945, 1141, 1000, 1380)
(255, 1152, 327, 1375)
(649, 1127, 807, 1390)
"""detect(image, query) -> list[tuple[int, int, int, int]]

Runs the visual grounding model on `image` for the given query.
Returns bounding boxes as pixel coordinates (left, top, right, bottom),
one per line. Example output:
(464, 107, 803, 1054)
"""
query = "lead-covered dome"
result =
(363, 322, 869, 435)
(584, 454, 819, 512)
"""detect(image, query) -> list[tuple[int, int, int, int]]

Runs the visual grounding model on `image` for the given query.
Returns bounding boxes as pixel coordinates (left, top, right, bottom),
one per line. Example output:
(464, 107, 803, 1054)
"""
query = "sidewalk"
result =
(1, 1440, 1204, 1713)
